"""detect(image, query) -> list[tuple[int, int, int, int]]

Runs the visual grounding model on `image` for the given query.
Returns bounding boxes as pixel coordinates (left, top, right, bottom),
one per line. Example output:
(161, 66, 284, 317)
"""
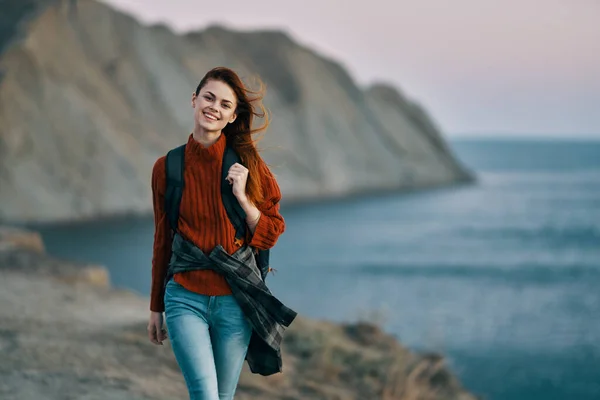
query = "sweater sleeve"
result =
(246, 161, 286, 250)
(150, 156, 172, 312)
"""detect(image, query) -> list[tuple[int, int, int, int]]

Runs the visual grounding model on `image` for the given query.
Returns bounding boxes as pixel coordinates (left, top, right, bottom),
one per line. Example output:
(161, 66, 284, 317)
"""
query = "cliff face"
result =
(0, 0, 472, 223)
(0, 225, 477, 400)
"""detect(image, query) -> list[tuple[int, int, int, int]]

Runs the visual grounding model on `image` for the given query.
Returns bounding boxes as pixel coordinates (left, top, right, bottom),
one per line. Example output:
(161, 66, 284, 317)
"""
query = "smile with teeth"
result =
(203, 112, 219, 121)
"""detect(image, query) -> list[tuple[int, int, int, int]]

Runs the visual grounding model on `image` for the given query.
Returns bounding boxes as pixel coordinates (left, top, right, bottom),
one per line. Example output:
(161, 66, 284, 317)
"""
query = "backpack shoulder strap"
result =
(221, 146, 247, 240)
(221, 146, 271, 280)
(164, 144, 186, 231)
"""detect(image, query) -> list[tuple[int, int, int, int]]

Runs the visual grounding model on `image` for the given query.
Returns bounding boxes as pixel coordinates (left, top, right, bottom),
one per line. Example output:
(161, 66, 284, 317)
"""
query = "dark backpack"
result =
(164, 143, 271, 281)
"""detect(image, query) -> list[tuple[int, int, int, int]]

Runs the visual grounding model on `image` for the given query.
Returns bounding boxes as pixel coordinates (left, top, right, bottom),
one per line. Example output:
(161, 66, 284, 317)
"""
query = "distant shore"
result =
(7, 176, 475, 229)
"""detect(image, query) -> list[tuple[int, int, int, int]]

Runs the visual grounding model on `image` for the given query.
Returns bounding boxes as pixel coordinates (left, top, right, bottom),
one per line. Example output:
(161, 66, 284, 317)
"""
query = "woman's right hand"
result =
(148, 311, 168, 345)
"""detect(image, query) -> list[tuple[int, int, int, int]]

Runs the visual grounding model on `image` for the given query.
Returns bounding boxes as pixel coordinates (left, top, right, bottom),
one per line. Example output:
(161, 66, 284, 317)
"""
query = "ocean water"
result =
(34, 139, 600, 400)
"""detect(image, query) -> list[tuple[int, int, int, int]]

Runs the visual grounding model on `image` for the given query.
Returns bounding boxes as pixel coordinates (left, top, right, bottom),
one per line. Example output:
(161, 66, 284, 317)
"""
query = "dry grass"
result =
(236, 316, 478, 400)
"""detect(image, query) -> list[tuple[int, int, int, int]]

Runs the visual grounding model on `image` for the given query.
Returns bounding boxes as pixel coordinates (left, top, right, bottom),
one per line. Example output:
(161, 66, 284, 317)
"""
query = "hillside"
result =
(0, 0, 472, 223)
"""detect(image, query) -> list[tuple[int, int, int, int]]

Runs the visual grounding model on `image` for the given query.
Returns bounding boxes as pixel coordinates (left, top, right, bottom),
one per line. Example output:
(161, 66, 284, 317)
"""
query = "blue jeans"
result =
(164, 278, 252, 400)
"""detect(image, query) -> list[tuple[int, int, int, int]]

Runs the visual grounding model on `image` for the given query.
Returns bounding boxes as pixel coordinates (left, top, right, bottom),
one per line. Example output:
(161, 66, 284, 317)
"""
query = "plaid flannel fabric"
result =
(168, 233, 297, 375)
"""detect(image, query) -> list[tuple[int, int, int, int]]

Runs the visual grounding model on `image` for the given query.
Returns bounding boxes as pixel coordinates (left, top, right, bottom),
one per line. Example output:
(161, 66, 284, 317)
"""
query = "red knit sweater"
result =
(149, 133, 285, 312)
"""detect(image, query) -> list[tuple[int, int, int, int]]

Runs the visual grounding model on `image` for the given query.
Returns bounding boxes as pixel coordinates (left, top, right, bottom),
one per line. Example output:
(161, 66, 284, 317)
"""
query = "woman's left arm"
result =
(236, 162, 285, 250)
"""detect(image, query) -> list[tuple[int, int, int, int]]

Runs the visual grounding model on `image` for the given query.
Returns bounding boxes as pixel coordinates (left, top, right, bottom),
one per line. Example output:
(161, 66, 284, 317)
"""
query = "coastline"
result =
(11, 176, 476, 229)
(0, 226, 478, 400)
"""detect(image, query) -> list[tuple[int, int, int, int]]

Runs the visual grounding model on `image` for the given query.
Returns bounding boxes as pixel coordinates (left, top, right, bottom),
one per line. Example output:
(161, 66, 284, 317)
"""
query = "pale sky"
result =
(99, 0, 600, 139)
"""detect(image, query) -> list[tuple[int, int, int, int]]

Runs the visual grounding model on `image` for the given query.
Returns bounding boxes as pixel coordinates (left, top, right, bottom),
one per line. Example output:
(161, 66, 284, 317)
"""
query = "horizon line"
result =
(448, 133, 600, 142)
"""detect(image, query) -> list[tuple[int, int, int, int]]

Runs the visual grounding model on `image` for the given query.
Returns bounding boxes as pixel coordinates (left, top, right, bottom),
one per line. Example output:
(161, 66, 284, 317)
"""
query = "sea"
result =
(33, 138, 600, 400)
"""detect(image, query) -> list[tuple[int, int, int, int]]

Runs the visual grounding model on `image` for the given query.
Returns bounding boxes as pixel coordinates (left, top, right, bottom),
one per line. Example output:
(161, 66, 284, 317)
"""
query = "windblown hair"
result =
(195, 67, 271, 205)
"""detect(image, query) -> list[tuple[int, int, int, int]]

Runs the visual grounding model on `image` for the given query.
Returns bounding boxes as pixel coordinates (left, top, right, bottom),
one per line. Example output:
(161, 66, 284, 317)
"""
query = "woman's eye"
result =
(204, 96, 212, 100)
(223, 104, 230, 109)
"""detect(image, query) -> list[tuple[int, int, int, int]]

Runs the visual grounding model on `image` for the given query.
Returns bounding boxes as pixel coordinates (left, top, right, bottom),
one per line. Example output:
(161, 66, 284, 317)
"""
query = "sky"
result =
(99, 0, 600, 139)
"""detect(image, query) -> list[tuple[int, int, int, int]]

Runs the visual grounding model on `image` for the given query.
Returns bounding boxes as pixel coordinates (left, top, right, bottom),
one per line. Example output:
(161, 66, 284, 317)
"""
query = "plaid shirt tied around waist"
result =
(166, 232, 297, 376)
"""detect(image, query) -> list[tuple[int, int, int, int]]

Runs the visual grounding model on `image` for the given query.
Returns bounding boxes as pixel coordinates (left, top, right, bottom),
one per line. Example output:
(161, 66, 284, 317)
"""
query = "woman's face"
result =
(192, 79, 237, 133)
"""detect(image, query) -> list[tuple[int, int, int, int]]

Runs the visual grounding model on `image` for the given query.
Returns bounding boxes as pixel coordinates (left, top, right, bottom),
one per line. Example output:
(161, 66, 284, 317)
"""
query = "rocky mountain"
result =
(0, 0, 473, 223)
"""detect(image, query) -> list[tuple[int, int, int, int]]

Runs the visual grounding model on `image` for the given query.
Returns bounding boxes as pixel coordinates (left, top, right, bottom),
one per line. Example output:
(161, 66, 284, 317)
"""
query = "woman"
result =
(147, 67, 286, 400)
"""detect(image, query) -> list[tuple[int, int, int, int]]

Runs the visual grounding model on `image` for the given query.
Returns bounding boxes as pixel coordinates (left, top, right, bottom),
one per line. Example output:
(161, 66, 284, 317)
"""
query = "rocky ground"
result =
(0, 226, 478, 400)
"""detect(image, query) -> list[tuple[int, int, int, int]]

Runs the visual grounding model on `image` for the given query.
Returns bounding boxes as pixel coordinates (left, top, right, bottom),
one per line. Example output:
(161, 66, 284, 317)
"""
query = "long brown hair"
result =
(195, 67, 270, 205)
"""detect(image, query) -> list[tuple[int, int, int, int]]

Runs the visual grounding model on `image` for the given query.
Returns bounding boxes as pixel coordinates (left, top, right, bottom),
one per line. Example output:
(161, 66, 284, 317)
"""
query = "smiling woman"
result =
(189, 69, 271, 206)
(195, 82, 236, 125)
(146, 67, 294, 400)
